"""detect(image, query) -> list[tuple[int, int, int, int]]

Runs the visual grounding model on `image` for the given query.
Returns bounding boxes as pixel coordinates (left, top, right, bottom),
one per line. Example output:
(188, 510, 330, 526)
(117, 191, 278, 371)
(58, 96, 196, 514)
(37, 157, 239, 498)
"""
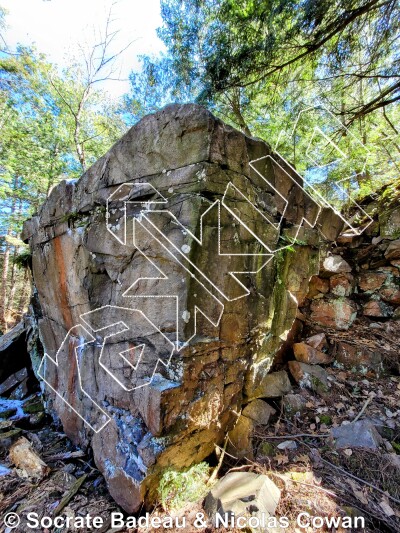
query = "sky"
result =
(1, 0, 165, 98)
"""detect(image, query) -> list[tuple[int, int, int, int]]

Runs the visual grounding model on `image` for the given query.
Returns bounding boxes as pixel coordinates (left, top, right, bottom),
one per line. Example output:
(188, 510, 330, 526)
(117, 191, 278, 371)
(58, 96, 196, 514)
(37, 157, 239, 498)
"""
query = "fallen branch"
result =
(296, 438, 400, 507)
(255, 433, 330, 439)
(319, 456, 400, 505)
(353, 396, 372, 423)
(54, 474, 88, 516)
(44, 450, 85, 462)
(208, 436, 229, 485)
(272, 471, 338, 497)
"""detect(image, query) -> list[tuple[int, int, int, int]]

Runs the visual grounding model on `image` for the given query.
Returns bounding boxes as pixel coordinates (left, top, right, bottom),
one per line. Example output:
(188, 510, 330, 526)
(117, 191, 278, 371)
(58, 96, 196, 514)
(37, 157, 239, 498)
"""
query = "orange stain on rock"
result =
(53, 236, 74, 331)
(53, 236, 77, 407)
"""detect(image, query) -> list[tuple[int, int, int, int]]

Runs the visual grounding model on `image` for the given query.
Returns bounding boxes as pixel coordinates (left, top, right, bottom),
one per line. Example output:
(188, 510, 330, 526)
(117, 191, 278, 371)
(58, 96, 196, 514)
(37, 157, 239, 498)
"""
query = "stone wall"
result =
(298, 185, 400, 374)
(22, 104, 338, 511)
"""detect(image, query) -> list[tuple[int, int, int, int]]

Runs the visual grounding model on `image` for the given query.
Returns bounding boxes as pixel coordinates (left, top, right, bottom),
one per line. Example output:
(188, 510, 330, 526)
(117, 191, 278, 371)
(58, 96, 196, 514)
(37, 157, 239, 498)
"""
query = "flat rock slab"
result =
(242, 399, 276, 425)
(0, 368, 28, 395)
(204, 472, 281, 531)
(330, 420, 383, 450)
(321, 255, 352, 276)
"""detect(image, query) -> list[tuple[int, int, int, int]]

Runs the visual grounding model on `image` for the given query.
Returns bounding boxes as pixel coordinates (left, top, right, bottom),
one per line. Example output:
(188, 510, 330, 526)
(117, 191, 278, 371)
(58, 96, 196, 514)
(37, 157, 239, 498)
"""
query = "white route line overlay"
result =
(40, 162, 328, 433)
(39, 306, 175, 433)
(273, 105, 374, 235)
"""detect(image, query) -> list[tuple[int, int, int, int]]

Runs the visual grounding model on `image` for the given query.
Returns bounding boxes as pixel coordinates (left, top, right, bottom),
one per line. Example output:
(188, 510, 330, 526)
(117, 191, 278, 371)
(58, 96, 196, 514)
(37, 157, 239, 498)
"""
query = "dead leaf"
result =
(275, 453, 289, 465)
(346, 479, 368, 505)
(293, 454, 309, 463)
(379, 499, 395, 517)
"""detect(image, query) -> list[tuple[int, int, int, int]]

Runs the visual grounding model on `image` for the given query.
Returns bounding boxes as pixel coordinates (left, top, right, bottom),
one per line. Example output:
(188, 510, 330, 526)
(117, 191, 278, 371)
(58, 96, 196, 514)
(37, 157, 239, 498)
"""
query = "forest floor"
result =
(0, 354, 399, 533)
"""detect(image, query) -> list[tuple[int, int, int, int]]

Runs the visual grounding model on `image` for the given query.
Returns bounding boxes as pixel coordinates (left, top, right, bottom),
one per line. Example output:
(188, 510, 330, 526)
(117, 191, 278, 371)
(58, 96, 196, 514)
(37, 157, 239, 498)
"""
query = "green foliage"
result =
(126, 0, 399, 204)
(14, 248, 32, 269)
(158, 462, 210, 511)
(0, 7, 127, 329)
(392, 441, 400, 454)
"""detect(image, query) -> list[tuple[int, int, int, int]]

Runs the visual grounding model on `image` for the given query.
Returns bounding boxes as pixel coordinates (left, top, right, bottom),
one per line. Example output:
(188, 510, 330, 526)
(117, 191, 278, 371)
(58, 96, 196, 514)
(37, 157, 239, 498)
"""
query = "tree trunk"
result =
(1, 239, 11, 330)
(229, 88, 252, 137)
(17, 268, 30, 316)
(1, 177, 18, 331)
(7, 246, 17, 317)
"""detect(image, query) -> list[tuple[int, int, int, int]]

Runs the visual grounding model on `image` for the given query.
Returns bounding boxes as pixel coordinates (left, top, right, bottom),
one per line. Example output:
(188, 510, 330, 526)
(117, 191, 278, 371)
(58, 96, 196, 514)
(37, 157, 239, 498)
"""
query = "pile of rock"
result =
(228, 194, 400, 459)
(0, 319, 45, 445)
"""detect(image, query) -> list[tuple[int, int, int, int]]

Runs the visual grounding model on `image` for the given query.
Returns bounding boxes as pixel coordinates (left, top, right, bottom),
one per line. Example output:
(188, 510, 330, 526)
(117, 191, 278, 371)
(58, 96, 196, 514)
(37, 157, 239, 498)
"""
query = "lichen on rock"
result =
(22, 104, 336, 511)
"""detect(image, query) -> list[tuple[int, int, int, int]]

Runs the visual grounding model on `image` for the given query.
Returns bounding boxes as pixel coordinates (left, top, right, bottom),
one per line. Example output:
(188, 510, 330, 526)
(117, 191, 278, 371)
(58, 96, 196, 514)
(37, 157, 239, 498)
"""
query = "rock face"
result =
(22, 104, 328, 511)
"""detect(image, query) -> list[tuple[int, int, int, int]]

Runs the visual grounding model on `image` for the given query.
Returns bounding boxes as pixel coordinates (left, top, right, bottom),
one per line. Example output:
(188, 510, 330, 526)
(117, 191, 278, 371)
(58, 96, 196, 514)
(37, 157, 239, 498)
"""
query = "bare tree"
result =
(49, 2, 133, 170)
(0, 5, 6, 46)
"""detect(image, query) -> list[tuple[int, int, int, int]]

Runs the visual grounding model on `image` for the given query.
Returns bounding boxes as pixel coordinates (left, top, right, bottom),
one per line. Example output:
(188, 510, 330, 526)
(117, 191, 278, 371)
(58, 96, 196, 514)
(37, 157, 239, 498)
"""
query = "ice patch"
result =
(0, 464, 11, 476)
(0, 398, 25, 419)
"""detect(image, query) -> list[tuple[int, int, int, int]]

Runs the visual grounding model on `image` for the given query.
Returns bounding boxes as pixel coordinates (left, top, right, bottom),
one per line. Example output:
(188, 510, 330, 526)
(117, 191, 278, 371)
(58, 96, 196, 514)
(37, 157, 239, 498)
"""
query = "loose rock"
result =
(9, 436, 50, 480)
(330, 273, 353, 297)
(330, 420, 383, 450)
(282, 393, 307, 418)
(204, 472, 281, 530)
(288, 361, 330, 394)
(321, 255, 352, 276)
(246, 370, 292, 400)
(358, 271, 387, 292)
(305, 332, 328, 351)
(363, 299, 393, 318)
(310, 298, 357, 330)
(307, 276, 329, 298)
(293, 342, 332, 365)
(335, 341, 382, 373)
(242, 399, 276, 425)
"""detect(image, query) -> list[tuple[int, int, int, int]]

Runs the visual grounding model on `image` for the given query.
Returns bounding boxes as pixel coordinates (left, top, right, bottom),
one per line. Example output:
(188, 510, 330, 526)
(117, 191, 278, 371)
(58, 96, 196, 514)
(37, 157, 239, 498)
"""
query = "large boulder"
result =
(22, 104, 332, 511)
